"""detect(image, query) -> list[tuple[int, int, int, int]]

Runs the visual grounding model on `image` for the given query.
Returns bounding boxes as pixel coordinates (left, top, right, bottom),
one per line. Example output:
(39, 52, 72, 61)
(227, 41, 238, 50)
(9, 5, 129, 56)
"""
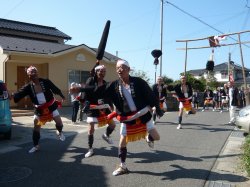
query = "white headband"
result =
(95, 65, 106, 72)
(116, 59, 130, 67)
(180, 75, 186, 79)
(27, 66, 38, 74)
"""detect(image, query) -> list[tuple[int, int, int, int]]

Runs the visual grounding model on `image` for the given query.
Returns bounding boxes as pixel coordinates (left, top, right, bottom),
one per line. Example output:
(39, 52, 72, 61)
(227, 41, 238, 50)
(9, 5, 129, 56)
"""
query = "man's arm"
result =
(47, 79, 65, 99)
(140, 79, 163, 118)
(13, 84, 30, 103)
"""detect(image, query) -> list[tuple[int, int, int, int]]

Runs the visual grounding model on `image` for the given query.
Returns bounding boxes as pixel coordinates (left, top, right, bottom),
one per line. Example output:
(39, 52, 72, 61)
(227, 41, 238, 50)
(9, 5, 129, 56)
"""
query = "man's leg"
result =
(177, 107, 183, 129)
(72, 101, 79, 123)
(202, 101, 206, 111)
(54, 115, 65, 141)
(102, 120, 116, 144)
(229, 105, 236, 124)
(78, 103, 84, 121)
(113, 135, 129, 176)
(85, 123, 95, 158)
(29, 119, 41, 153)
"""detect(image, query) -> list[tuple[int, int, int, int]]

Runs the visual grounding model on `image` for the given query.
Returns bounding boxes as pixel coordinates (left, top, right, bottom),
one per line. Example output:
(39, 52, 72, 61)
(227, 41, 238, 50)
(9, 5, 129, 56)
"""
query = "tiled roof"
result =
(91, 48, 119, 62)
(213, 62, 249, 71)
(188, 62, 250, 75)
(0, 18, 71, 40)
(0, 35, 73, 54)
(187, 69, 206, 76)
(0, 35, 119, 61)
(234, 76, 250, 84)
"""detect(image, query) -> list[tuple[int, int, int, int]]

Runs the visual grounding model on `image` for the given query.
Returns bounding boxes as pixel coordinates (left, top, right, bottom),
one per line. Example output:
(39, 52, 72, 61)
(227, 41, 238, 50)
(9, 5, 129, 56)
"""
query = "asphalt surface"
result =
(0, 107, 249, 187)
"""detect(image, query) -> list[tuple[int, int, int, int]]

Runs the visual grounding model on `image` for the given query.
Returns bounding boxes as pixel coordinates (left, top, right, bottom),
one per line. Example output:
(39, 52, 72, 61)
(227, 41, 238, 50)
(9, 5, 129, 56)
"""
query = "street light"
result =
(160, 0, 164, 76)
(151, 49, 162, 83)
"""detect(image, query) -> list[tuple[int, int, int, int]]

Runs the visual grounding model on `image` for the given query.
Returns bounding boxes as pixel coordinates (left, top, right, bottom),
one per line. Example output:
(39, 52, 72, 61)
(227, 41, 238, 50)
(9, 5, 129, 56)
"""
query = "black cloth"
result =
(84, 77, 112, 117)
(13, 78, 65, 114)
(105, 76, 161, 123)
(71, 100, 79, 122)
(238, 90, 246, 108)
(152, 83, 167, 108)
(167, 82, 193, 100)
(203, 89, 214, 101)
(230, 87, 239, 107)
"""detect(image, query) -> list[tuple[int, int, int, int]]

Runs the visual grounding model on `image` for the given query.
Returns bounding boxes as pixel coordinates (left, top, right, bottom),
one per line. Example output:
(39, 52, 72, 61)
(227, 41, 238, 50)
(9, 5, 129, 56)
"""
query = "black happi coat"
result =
(106, 76, 159, 124)
(84, 77, 112, 117)
(13, 78, 65, 113)
(152, 83, 167, 103)
(230, 87, 239, 106)
(167, 82, 193, 100)
(203, 89, 214, 100)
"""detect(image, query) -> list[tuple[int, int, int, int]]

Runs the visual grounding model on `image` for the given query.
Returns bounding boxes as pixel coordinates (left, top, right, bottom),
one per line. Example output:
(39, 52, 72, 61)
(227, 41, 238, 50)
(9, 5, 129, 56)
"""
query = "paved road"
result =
(0, 108, 244, 187)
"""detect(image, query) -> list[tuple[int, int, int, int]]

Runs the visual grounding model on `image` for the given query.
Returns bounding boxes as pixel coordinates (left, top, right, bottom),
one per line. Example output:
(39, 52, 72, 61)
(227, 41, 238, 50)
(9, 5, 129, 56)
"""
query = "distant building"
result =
(187, 61, 250, 88)
(0, 18, 119, 108)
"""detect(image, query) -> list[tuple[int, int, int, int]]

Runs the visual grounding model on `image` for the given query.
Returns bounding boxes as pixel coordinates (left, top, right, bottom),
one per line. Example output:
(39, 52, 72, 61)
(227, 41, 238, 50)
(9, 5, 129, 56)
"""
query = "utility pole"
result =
(228, 52, 231, 81)
(160, 0, 163, 76)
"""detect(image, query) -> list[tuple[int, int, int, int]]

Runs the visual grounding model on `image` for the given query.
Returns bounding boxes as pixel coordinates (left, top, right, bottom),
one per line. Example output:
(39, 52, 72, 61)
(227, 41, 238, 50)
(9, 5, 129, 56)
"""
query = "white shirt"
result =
(122, 85, 137, 112)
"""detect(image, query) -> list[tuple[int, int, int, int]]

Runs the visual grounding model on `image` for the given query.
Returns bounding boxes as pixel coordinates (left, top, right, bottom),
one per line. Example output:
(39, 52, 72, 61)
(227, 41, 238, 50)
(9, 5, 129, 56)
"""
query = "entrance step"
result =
(11, 109, 33, 117)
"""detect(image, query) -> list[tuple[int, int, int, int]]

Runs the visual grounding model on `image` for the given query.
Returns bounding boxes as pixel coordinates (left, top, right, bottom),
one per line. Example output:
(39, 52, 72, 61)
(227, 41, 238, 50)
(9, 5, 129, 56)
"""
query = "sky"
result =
(1, 0, 250, 84)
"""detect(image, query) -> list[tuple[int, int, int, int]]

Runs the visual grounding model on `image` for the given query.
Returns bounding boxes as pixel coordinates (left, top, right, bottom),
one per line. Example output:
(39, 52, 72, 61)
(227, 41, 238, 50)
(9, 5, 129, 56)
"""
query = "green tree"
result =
(162, 75, 174, 85)
(175, 73, 206, 91)
(206, 72, 220, 90)
(130, 69, 151, 83)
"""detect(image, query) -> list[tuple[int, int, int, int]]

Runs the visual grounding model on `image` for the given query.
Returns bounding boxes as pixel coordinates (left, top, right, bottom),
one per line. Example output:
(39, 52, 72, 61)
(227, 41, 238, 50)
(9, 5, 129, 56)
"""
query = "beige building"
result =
(0, 18, 119, 108)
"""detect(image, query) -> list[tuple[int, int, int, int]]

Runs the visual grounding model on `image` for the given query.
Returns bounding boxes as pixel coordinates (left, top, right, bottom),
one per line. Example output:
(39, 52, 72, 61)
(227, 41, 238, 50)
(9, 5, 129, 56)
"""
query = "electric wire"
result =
(164, 0, 250, 48)
(3, 0, 25, 18)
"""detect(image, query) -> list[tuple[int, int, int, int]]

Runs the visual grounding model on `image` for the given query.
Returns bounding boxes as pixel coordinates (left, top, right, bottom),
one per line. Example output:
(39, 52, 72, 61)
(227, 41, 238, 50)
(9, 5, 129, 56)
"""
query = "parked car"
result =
(0, 80, 12, 139)
(235, 105, 250, 136)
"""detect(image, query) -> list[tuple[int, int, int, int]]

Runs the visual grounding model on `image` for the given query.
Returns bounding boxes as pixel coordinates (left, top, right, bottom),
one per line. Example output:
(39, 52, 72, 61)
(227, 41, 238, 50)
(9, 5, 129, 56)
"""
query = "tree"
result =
(206, 71, 220, 90)
(130, 69, 151, 83)
(162, 75, 174, 85)
(174, 73, 206, 91)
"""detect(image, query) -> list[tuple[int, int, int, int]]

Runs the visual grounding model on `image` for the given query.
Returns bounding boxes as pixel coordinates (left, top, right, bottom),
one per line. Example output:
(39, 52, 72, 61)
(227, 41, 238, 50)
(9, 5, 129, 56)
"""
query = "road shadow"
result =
(155, 121, 233, 133)
(0, 127, 110, 187)
(128, 149, 202, 163)
(130, 164, 249, 182)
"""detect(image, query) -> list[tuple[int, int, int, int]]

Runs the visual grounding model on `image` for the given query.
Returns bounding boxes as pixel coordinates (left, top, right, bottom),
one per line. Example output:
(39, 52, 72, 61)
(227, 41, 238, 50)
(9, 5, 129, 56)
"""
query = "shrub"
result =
(241, 135, 250, 176)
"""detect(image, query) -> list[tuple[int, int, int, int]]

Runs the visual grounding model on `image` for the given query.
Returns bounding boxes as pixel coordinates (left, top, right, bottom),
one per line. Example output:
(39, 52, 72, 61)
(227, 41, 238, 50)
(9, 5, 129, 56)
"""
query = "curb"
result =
(205, 127, 250, 187)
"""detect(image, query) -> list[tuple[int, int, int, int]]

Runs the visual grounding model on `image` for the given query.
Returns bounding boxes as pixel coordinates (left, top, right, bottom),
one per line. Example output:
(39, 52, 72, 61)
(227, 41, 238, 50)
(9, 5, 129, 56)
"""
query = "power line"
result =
(246, 0, 250, 8)
(3, 0, 25, 18)
(164, 0, 250, 48)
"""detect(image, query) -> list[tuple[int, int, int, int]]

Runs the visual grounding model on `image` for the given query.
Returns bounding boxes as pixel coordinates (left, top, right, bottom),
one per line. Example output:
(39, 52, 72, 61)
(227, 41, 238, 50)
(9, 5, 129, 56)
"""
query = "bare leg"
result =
(148, 128, 160, 141)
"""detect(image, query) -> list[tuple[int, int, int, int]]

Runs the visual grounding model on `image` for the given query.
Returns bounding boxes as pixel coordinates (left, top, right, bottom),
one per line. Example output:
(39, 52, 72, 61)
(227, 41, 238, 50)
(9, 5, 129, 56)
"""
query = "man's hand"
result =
(155, 107, 164, 118)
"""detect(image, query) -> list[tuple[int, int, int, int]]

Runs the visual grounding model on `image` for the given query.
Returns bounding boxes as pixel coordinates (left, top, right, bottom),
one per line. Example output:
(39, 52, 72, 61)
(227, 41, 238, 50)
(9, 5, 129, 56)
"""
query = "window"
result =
(221, 72, 227, 79)
(68, 70, 90, 86)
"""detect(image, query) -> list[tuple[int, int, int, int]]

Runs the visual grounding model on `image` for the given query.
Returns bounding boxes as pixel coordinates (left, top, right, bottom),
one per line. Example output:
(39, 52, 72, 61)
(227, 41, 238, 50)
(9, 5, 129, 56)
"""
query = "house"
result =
(0, 18, 119, 108)
(187, 61, 250, 88)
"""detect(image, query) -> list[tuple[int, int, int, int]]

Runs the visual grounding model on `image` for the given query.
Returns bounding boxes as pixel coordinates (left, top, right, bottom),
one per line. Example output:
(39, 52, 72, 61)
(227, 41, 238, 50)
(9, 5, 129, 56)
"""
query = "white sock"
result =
(120, 162, 126, 168)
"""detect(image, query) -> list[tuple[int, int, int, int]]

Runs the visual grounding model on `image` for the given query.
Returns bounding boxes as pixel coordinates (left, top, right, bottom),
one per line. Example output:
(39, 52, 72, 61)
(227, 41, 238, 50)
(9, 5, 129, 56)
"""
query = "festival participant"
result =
(77, 83, 86, 122)
(79, 64, 116, 158)
(221, 84, 229, 112)
(238, 87, 246, 108)
(192, 89, 199, 109)
(167, 75, 196, 129)
(12, 66, 66, 153)
(69, 82, 80, 124)
(228, 81, 238, 124)
(202, 86, 215, 112)
(152, 76, 167, 124)
(104, 59, 163, 176)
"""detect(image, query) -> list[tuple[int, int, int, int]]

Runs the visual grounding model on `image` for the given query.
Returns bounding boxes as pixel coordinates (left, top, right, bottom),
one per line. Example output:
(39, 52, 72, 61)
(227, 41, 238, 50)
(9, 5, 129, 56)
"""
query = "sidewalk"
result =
(205, 127, 250, 187)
